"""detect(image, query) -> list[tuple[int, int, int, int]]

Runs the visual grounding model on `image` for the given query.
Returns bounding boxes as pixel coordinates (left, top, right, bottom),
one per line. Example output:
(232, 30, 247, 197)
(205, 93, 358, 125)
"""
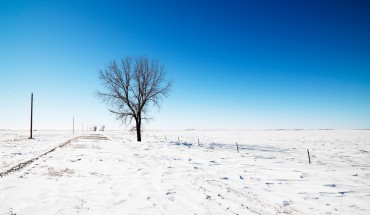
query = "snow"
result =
(1, 130, 369, 214)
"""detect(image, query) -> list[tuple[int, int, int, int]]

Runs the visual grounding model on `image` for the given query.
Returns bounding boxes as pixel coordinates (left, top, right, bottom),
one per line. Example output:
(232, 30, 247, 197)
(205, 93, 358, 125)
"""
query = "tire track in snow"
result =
(0, 136, 81, 178)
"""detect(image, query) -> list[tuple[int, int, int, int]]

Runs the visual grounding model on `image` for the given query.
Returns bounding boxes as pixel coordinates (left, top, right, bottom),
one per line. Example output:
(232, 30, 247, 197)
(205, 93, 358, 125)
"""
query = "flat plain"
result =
(1, 130, 369, 214)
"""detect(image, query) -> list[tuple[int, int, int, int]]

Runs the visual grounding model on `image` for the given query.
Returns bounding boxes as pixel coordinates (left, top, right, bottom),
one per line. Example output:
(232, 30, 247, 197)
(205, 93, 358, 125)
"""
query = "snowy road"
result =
(1, 130, 370, 214)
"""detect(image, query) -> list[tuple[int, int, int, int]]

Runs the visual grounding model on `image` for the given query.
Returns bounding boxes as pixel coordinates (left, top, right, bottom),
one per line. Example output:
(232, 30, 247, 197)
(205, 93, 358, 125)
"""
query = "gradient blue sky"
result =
(1, 0, 370, 130)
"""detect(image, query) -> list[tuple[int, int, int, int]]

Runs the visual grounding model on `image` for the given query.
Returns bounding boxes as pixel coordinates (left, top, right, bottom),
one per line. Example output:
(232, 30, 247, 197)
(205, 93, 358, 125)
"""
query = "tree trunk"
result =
(136, 121, 141, 142)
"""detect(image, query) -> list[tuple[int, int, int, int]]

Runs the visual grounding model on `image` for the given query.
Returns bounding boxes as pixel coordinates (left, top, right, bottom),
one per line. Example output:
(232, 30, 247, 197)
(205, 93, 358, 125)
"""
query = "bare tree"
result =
(100, 125, 105, 132)
(97, 56, 172, 141)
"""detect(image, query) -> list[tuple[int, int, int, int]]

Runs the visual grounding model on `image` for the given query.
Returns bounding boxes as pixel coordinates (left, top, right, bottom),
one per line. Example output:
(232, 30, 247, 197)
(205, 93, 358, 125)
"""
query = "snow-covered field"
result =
(1, 130, 369, 214)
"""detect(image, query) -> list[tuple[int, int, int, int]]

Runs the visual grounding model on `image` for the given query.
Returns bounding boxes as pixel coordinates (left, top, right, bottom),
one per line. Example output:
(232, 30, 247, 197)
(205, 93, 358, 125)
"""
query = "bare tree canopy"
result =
(97, 56, 172, 141)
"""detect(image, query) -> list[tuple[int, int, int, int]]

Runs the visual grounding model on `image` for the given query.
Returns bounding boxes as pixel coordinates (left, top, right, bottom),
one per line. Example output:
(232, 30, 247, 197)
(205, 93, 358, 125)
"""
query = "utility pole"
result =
(28, 93, 33, 139)
(73, 117, 74, 134)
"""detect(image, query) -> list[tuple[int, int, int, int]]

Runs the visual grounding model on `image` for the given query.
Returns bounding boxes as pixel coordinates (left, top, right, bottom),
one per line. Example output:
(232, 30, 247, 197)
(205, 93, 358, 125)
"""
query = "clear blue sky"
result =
(1, 0, 369, 130)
